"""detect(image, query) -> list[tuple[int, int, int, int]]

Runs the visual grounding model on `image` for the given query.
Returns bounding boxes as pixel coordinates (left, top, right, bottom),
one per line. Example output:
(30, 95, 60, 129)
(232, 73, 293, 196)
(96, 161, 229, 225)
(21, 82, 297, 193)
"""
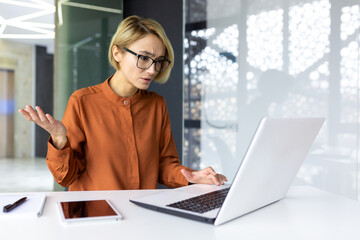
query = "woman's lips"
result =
(141, 78, 152, 82)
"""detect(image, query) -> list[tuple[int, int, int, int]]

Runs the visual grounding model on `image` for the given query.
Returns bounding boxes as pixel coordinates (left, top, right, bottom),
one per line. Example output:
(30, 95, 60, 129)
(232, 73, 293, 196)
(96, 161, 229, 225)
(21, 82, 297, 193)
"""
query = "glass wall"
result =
(55, 0, 123, 119)
(184, 0, 360, 200)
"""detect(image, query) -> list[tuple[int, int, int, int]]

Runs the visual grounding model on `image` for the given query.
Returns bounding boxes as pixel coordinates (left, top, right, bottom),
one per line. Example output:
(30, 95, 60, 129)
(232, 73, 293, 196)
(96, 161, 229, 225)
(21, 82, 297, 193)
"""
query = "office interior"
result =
(0, 0, 359, 201)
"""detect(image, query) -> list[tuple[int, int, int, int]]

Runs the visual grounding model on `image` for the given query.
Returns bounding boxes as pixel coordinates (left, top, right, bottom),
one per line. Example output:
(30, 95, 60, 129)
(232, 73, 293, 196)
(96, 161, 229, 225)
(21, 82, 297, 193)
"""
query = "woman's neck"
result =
(109, 71, 138, 98)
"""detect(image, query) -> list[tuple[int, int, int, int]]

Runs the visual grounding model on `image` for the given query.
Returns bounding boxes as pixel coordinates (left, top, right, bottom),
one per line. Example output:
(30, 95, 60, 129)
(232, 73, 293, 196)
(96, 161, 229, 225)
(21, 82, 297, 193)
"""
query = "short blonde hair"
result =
(108, 15, 174, 84)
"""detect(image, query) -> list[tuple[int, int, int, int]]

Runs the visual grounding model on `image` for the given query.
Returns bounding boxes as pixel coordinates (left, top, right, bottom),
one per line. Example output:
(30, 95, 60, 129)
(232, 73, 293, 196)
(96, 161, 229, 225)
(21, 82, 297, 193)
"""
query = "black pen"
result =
(3, 197, 28, 213)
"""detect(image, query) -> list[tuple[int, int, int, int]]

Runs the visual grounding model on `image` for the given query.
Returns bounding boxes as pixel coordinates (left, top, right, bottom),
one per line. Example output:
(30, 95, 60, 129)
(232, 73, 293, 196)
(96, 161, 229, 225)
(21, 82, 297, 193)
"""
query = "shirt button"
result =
(123, 100, 129, 105)
(62, 154, 66, 158)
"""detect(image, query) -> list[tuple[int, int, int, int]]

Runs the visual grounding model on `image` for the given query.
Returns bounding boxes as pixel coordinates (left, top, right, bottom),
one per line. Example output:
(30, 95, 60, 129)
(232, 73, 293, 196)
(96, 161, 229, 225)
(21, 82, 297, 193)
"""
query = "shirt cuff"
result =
(46, 137, 71, 162)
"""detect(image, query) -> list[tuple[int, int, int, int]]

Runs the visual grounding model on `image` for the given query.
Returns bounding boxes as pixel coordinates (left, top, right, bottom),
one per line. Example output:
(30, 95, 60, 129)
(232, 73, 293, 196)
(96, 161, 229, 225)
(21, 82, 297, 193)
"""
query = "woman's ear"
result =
(112, 45, 121, 63)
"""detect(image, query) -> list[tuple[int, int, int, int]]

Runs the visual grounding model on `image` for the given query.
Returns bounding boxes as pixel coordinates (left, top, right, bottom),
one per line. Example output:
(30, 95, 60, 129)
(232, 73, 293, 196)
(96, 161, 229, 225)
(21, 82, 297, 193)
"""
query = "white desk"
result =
(0, 186, 359, 240)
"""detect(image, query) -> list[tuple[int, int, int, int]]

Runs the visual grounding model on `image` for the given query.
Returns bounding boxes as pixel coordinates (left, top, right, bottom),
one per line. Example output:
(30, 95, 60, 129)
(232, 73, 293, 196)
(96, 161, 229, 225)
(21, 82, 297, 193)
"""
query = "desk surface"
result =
(0, 186, 359, 240)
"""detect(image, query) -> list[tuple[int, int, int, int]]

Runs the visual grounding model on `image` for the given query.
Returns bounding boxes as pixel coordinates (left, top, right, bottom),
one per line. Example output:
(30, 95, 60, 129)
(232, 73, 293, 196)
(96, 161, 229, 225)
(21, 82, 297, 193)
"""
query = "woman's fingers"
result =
(21, 105, 50, 125)
(209, 173, 228, 185)
(19, 105, 60, 135)
(45, 113, 56, 124)
(18, 109, 33, 121)
(205, 166, 217, 176)
(207, 173, 221, 186)
(24, 105, 41, 122)
(217, 175, 224, 185)
(35, 106, 47, 122)
(219, 174, 228, 182)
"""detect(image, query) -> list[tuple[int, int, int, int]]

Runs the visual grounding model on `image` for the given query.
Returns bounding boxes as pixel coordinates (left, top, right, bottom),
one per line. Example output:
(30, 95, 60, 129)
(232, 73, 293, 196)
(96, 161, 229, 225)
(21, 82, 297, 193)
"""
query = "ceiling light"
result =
(0, 0, 55, 39)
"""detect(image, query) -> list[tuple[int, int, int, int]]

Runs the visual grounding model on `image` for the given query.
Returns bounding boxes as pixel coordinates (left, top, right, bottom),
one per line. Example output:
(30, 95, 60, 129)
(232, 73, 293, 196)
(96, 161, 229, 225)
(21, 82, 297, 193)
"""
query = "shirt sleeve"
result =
(46, 95, 86, 187)
(158, 97, 194, 188)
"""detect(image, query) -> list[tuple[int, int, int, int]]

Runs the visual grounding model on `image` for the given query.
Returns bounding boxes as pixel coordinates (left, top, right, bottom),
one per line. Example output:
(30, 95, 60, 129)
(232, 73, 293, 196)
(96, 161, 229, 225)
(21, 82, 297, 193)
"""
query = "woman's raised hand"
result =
(19, 105, 68, 149)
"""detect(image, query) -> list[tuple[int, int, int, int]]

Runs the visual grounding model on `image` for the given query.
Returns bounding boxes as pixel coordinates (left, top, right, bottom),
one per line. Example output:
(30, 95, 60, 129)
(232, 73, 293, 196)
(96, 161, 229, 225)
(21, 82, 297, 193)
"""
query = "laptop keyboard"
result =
(166, 188, 230, 213)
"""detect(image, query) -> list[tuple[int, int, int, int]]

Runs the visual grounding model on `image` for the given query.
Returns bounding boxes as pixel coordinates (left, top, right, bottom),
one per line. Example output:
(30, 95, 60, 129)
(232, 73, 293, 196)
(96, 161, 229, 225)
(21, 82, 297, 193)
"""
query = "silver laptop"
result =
(130, 117, 325, 226)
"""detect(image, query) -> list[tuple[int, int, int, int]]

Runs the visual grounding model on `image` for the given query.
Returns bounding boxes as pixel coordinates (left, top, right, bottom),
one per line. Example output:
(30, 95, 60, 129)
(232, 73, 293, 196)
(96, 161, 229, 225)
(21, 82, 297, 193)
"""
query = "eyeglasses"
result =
(123, 48, 171, 72)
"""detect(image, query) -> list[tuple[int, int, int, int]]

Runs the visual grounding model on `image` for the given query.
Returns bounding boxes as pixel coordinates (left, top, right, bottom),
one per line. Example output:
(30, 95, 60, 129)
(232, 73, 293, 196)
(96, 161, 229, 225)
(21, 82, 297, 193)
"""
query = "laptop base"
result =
(130, 199, 216, 224)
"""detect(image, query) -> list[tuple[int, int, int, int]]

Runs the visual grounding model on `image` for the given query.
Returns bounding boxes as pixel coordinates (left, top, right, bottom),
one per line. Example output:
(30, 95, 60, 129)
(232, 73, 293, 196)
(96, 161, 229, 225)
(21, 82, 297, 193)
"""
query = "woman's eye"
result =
(139, 55, 150, 61)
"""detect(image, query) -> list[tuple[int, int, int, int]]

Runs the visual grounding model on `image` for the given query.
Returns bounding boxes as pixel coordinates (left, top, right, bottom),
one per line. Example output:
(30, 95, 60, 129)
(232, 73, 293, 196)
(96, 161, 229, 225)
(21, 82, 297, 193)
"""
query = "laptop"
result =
(129, 117, 325, 226)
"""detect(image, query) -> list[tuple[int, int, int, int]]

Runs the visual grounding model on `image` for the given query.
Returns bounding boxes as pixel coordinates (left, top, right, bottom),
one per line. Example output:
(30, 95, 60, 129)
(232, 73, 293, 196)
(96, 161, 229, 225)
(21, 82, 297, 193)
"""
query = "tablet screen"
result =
(59, 199, 122, 222)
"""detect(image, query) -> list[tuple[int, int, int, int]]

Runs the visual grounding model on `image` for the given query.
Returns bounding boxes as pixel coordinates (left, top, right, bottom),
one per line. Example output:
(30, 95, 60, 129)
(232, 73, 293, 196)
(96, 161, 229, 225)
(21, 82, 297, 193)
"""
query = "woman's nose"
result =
(146, 62, 157, 74)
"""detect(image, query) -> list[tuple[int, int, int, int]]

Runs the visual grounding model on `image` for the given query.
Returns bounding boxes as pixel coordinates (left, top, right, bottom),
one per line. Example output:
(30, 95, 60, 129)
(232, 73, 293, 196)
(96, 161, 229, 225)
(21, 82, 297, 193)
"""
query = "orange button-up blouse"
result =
(46, 77, 193, 191)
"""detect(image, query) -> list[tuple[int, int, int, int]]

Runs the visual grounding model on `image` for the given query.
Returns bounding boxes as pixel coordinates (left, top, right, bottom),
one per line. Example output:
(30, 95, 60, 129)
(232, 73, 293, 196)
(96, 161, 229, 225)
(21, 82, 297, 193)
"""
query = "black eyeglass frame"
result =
(123, 48, 171, 72)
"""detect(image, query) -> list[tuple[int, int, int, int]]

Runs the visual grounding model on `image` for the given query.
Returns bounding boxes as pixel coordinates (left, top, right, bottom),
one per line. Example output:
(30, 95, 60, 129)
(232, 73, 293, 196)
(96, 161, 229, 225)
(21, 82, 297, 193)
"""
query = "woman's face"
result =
(117, 34, 166, 90)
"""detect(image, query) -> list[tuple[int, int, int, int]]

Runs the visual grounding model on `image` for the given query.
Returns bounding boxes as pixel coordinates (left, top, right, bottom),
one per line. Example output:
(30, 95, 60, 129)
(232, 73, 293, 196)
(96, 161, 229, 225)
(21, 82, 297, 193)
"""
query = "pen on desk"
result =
(3, 197, 28, 213)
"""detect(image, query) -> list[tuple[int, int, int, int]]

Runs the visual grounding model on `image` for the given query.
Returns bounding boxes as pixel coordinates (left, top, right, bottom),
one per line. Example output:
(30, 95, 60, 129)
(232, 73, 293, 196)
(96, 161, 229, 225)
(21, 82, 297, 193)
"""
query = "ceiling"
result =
(0, 0, 55, 53)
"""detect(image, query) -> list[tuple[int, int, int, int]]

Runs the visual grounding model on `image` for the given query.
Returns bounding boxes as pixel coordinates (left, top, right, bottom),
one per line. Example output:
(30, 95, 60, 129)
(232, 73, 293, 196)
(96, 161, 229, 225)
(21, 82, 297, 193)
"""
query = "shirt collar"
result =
(102, 76, 142, 106)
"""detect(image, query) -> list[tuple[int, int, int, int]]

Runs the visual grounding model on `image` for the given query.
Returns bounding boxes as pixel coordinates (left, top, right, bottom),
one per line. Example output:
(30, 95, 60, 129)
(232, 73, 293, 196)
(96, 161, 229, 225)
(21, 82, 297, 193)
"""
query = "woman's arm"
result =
(158, 97, 227, 187)
(19, 97, 86, 188)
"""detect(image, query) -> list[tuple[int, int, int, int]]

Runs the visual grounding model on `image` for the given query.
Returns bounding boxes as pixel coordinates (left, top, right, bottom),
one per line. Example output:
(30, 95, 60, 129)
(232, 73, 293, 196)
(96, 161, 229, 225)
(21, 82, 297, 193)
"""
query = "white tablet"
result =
(58, 199, 123, 223)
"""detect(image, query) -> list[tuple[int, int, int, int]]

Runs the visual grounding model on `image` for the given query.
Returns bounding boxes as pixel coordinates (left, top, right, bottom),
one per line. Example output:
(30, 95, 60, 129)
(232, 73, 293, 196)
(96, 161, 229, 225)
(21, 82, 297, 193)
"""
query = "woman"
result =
(19, 15, 227, 191)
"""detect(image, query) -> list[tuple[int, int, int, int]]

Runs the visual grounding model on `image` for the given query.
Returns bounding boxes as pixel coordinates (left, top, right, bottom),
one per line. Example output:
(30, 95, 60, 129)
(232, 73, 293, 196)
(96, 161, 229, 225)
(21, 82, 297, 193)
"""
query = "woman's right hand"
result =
(19, 105, 68, 149)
